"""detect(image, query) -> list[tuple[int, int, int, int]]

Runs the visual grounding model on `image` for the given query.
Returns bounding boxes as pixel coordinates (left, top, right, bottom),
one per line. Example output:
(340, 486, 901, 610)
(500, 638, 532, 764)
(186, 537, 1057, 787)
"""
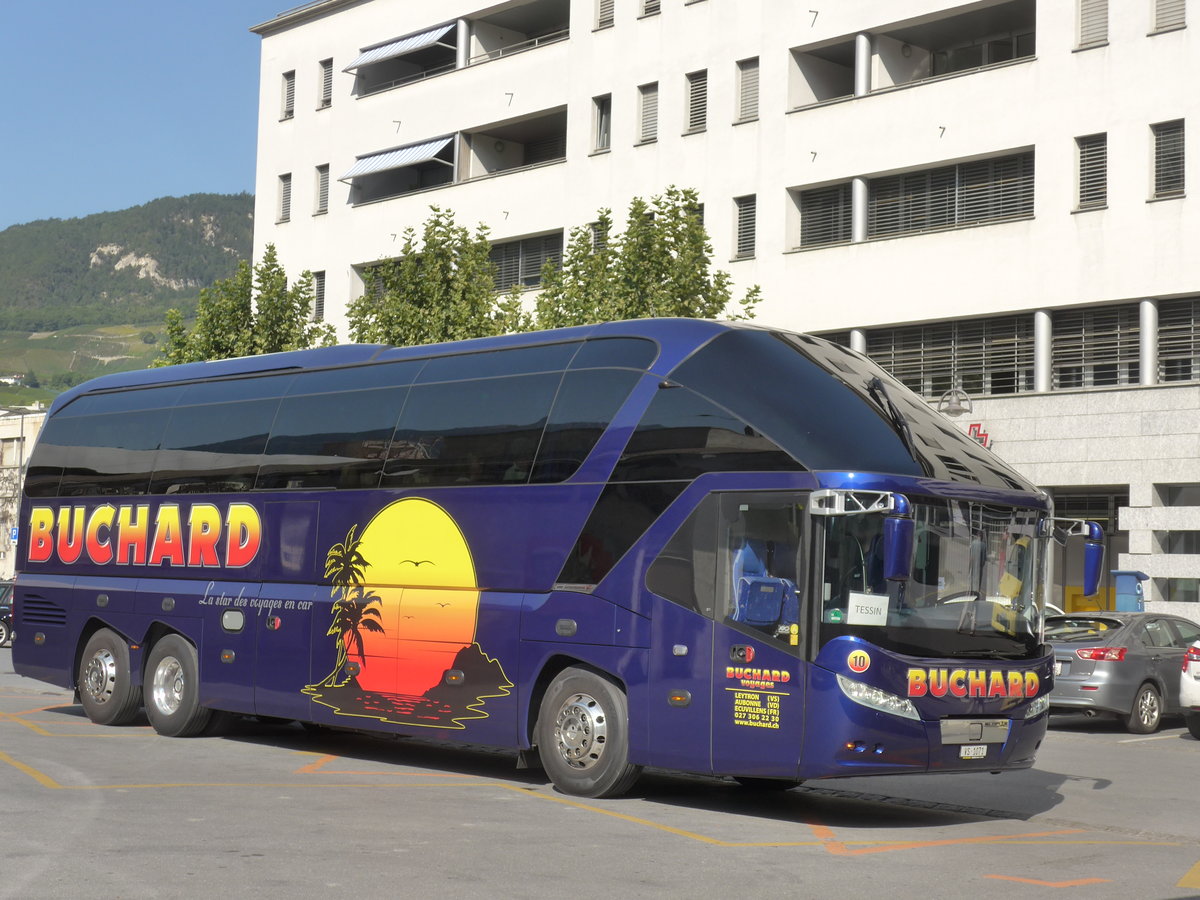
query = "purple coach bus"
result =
(12, 318, 1102, 797)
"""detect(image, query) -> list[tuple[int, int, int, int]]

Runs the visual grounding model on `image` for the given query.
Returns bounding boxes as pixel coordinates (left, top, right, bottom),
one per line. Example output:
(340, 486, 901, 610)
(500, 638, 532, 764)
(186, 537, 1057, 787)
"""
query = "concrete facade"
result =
(250, 0, 1200, 616)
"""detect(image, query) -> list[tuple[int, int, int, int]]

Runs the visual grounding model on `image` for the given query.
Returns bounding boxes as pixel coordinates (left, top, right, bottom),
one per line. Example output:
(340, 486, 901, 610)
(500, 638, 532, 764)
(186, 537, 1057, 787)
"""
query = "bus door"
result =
(254, 582, 320, 720)
(643, 490, 807, 778)
(709, 493, 807, 779)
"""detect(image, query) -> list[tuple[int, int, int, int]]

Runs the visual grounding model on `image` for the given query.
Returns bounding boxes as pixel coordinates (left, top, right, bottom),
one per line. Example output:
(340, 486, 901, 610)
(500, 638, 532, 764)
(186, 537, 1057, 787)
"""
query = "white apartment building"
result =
(0, 409, 44, 580)
(251, 0, 1200, 616)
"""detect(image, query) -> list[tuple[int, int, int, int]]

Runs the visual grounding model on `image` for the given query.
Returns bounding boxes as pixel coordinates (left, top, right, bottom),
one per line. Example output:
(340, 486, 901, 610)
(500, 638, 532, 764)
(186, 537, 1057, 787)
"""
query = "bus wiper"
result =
(866, 376, 916, 459)
(949, 649, 1013, 659)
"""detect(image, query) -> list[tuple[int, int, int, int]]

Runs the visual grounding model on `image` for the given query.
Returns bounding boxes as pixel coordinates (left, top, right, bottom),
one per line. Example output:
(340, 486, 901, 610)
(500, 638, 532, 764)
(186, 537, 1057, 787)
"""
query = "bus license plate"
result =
(959, 744, 987, 759)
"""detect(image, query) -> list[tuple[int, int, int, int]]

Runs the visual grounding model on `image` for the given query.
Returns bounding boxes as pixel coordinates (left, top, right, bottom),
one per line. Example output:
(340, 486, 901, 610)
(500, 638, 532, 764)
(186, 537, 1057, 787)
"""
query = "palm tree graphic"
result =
(320, 525, 384, 687)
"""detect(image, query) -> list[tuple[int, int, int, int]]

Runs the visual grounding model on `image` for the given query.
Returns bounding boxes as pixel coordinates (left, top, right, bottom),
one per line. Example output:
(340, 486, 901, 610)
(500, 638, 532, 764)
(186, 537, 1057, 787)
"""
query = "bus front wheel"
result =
(78, 628, 141, 726)
(537, 667, 641, 799)
(144, 634, 213, 738)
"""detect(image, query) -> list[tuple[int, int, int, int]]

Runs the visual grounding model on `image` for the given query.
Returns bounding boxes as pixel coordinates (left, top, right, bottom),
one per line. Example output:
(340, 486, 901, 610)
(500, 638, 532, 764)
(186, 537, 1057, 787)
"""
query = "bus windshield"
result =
(819, 500, 1044, 660)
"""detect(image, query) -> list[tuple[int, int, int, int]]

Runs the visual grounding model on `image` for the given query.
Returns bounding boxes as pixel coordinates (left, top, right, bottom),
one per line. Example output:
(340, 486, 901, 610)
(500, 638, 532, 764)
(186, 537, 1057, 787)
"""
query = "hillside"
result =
(0, 193, 253, 332)
(0, 193, 254, 400)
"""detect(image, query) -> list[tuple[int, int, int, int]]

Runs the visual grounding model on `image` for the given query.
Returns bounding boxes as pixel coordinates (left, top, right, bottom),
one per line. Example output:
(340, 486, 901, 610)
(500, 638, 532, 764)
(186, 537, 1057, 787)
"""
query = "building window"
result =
(343, 136, 456, 204)
(685, 70, 708, 133)
(490, 232, 564, 291)
(1077, 133, 1107, 209)
(596, 0, 614, 28)
(1052, 304, 1140, 389)
(315, 165, 330, 214)
(1154, 0, 1187, 31)
(282, 70, 296, 119)
(638, 83, 659, 143)
(593, 95, 612, 151)
(312, 271, 326, 322)
(736, 58, 759, 122)
(641, 0, 661, 15)
(867, 151, 1035, 239)
(345, 24, 457, 96)
(278, 173, 292, 222)
(1158, 298, 1200, 382)
(1166, 579, 1200, 603)
(866, 316, 1034, 399)
(796, 183, 852, 247)
(734, 195, 756, 258)
(1153, 120, 1186, 198)
(1164, 531, 1200, 554)
(1078, 0, 1108, 47)
(319, 59, 333, 108)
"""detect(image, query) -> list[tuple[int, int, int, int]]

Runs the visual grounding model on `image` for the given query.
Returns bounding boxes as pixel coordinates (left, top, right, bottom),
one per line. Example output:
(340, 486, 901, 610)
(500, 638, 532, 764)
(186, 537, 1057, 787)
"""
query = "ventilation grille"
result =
(20, 597, 68, 628)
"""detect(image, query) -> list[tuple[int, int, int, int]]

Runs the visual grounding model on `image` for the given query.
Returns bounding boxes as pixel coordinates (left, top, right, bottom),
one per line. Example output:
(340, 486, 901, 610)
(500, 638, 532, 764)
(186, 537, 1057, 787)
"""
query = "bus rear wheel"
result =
(144, 634, 213, 738)
(537, 667, 641, 799)
(78, 628, 141, 726)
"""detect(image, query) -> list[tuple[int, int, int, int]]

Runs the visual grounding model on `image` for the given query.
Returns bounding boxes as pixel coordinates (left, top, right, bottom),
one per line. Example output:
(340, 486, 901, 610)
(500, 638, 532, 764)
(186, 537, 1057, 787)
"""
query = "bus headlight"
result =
(836, 674, 920, 721)
(1025, 693, 1050, 718)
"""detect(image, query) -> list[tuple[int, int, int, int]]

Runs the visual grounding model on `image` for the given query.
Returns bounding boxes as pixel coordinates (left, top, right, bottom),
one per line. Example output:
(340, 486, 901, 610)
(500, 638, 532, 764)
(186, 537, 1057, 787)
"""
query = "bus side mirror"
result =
(882, 516, 914, 582)
(1082, 521, 1105, 597)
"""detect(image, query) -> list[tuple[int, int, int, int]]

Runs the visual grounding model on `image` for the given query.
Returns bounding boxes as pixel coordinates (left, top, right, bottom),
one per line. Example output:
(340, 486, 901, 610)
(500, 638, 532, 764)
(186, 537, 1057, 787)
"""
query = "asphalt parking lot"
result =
(2, 647, 1199, 900)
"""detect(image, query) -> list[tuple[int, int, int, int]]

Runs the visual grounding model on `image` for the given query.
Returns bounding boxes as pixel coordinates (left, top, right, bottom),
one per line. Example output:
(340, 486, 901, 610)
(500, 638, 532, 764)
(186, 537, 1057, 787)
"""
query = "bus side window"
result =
(645, 495, 719, 616)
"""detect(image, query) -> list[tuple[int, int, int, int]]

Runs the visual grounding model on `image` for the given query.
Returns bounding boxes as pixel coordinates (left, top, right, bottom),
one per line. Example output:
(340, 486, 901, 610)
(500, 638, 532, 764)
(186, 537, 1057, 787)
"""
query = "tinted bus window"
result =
(383, 372, 561, 487)
(531, 369, 644, 483)
(416, 343, 579, 382)
(150, 379, 291, 494)
(672, 330, 921, 476)
(257, 386, 408, 490)
(611, 384, 802, 482)
(570, 337, 658, 370)
(55, 409, 167, 496)
(54, 384, 186, 417)
(557, 481, 687, 586)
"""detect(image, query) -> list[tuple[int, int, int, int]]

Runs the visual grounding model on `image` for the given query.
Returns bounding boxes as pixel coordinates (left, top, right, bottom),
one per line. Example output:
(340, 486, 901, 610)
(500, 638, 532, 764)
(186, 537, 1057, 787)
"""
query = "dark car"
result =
(0, 580, 11, 648)
(1047, 612, 1200, 733)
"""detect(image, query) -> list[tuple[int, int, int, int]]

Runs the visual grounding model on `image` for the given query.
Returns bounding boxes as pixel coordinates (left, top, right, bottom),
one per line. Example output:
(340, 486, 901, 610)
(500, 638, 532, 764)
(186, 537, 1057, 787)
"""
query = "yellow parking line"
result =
(0, 751, 63, 789)
(1178, 860, 1200, 890)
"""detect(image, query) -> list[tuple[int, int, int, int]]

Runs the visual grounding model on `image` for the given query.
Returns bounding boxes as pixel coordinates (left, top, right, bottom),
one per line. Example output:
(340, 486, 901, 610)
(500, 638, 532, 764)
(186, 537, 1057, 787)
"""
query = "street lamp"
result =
(937, 386, 973, 417)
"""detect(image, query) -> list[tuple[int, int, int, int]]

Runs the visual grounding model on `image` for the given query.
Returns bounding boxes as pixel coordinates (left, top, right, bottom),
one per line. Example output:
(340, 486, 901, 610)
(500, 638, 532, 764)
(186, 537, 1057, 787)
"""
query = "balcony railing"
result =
(468, 29, 569, 65)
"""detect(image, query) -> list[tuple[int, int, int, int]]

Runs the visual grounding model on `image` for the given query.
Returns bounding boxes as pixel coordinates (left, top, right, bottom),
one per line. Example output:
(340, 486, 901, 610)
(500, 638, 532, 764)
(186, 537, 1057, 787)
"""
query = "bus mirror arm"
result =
(882, 515, 915, 582)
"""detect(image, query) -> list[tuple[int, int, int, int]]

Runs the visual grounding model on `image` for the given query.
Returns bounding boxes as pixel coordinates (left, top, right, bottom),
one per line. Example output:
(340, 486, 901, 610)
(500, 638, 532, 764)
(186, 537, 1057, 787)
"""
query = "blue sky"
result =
(0, 1, 289, 231)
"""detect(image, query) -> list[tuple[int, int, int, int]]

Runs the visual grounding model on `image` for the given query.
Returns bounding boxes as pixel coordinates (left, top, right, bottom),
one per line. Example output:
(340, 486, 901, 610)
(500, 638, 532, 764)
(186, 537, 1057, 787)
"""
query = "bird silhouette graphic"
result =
(399, 559, 434, 566)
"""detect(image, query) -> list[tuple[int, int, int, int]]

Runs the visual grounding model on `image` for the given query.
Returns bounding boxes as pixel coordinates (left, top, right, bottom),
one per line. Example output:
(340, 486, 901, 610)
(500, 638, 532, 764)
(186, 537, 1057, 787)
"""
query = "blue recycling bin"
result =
(1111, 570, 1147, 612)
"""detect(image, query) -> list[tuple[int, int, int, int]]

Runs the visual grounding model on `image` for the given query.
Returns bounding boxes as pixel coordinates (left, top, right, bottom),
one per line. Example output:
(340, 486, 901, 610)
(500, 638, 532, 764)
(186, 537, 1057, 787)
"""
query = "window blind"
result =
(639, 83, 659, 142)
(1079, 0, 1108, 46)
(320, 59, 333, 107)
(597, 0, 614, 28)
(1077, 134, 1107, 208)
(1155, 0, 1186, 30)
(738, 58, 759, 121)
(734, 195, 756, 258)
(798, 183, 852, 247)
(1153, 120, 1186, 197)
(686, 70, 708, 131)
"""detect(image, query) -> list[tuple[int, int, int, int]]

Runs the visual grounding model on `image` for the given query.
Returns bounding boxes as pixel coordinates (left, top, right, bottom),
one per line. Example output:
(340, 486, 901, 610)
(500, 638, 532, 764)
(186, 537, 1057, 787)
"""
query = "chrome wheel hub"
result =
(554, 691, 607, 771)
(151, 656, 185, 716)
(82, 648, 119, 705)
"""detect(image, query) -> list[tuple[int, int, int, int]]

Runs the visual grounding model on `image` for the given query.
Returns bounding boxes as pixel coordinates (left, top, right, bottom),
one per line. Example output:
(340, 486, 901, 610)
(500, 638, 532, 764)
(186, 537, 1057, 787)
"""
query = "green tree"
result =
(155, 244, 335, 366)
(347, 206, 529, 346)
(535, 186, 760, 329)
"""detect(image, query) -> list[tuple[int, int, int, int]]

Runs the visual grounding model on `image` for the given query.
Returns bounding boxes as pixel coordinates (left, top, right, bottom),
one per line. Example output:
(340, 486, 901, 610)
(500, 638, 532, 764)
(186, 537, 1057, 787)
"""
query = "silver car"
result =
(1047, 612, 1200, 733)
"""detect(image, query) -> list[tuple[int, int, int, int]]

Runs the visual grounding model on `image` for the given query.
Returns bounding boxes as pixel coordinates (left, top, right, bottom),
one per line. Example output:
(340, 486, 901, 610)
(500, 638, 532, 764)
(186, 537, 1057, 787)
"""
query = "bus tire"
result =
(0, 618, 10, 648)
(78, 628, 142, 726)
(1124, 682, 1162, 734)
(143, 634, 213, 738)
(536, 667, 641, 799)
